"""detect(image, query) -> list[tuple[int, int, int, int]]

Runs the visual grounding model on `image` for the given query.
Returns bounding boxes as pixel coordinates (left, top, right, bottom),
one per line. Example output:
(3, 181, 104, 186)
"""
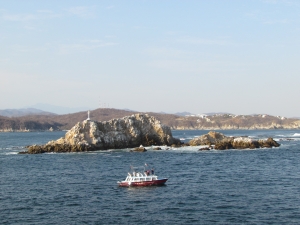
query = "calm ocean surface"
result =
(1, 130, 300, 224)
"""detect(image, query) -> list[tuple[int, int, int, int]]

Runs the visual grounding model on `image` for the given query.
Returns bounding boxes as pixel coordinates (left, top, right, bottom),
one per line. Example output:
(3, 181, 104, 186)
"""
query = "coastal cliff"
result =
(23, 114, 181, 154)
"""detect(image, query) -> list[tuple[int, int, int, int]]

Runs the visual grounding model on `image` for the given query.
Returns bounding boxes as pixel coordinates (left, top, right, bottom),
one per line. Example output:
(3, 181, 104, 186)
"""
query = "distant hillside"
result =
(0, 108, 56, 117)
(0, 108, 299, 131)
(170, 114, 300, 130)
(0, 108, 135, 131)
(174, 112, 233, 116)
(0, 114, 62, 131)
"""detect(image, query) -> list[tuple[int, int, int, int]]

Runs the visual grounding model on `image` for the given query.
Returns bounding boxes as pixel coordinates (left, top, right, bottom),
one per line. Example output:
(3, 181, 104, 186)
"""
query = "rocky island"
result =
(189, 131, 280, 150)
(22, 114, 181, 154)
(19, 114, 282, 154)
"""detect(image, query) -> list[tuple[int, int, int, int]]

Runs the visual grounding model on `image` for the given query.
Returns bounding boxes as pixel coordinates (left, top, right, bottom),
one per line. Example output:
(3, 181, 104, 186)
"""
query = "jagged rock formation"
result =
(23, 114, 181, 154)
(189, 131, 280, 150)
(189, 131, 230, 146)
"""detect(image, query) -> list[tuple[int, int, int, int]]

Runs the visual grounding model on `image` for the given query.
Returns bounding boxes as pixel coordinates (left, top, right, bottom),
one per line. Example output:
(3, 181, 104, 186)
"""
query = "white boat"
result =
(117, 165, 168, 187)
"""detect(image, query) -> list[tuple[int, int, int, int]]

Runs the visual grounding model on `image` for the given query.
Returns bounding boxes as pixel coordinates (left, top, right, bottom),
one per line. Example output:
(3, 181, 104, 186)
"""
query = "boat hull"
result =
(118, 178, 168, 187)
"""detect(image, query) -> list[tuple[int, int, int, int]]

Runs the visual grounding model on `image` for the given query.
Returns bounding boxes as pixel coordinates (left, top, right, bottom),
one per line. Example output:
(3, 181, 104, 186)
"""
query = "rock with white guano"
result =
(25, 114, 181, 154)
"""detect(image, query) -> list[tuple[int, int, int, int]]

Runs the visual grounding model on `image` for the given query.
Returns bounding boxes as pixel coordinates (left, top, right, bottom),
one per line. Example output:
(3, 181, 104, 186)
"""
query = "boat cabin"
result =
(125, 172, 158, 182)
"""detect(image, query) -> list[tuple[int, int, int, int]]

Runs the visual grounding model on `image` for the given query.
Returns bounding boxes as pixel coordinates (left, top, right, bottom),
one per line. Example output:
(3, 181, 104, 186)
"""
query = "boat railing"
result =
(128, 170, 155, 176)
(125, 173, 158, 181)
(127, 172, 156, 177)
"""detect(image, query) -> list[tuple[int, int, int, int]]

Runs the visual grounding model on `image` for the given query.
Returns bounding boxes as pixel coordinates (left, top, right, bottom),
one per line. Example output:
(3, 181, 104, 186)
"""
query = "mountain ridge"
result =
(0, 108, 299, 132)
(28, 103, 90, 115)
(0, 108, 56, 117)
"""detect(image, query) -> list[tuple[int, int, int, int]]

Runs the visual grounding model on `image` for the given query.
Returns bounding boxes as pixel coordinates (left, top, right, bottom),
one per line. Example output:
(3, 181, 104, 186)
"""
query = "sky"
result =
(1, 0, 300, 117)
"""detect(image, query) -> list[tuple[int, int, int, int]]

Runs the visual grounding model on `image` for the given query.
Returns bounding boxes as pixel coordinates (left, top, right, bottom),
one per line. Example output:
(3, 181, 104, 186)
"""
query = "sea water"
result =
(1, 130, 300, 224)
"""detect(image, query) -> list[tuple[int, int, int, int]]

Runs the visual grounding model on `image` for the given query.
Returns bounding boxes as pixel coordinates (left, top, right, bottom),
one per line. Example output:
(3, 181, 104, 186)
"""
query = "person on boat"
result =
(151, 169, 154, 174)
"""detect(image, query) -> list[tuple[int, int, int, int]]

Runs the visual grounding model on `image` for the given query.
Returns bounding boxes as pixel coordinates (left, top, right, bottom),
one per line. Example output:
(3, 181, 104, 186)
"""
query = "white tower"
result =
(87, 110, 90, 121)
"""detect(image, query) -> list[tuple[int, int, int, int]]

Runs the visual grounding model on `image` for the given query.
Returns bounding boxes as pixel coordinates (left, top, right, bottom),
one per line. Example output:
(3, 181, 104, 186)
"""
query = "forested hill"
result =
(0, 108, 299, 131)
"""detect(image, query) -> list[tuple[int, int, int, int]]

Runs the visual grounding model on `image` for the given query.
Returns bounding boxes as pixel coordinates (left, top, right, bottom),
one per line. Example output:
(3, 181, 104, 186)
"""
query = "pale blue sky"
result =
(1, 0, 300, 117)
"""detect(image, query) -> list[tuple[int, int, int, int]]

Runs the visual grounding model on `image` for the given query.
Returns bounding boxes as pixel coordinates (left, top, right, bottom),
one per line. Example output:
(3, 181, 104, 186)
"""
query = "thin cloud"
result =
(86, 39, 106, 43)
(147, 59, 259, 75)
(106, 5, 115, 10)
(176, 36, 232, 46)
(263, 18, 290, 24)
(84, 39, 118, 46)
(67, 6, 95, 18)
(2, 13, 37, 22)
(10, 45, 50, 53)
(20, 62, 40, 66)
(262, 0, 300, 6)
(1, 10, 61, 22)
(36, 9, 53, 14)
(104, 35, 117, 38)
(145, 47, 186, 58)
(59, 41, 118, 54)
(245, 9, 294, 25)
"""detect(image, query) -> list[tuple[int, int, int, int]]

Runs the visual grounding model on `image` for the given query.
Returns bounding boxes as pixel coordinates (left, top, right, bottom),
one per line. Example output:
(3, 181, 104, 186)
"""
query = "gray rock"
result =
(189, 131, 231, 146)
(132, 147, 147, 152)
(24, 114, 181, 154)
(190, 131, 280, 150)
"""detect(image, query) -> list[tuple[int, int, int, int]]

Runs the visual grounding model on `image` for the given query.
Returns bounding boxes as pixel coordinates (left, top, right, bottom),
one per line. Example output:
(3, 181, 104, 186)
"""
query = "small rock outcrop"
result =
(132, 147, 147, 152)
(189, 131, 232, 146)
(23, 114, 181, 154)
(189, 131, 280, 150)
(199, 147, 212, 151)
